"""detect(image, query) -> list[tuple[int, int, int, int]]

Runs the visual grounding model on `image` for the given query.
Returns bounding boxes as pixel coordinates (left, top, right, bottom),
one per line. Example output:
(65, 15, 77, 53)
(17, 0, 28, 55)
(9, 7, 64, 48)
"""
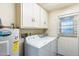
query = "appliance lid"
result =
(0, 30, 12, 36)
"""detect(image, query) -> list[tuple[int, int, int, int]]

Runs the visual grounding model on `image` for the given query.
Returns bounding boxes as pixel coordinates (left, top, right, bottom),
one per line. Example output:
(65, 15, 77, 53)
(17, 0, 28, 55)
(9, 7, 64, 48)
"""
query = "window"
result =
(60, 16, 76, 36)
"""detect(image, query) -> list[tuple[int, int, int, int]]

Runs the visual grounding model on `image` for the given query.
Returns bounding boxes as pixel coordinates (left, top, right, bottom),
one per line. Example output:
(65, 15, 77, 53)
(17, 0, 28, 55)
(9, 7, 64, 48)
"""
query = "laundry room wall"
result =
(20, 29, 46, 35)
(48, 3, 79, 37)
(0, 3, 15, 26)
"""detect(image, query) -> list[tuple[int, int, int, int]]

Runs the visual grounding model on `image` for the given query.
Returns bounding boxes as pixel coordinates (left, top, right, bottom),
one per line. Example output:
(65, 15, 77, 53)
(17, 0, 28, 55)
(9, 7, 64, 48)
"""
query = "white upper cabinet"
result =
(16, 3, 48, 29)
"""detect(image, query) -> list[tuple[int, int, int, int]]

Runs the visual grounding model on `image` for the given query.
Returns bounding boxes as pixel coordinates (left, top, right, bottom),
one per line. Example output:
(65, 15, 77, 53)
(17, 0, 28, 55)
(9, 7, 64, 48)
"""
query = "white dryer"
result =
(25, 35, 57, 56)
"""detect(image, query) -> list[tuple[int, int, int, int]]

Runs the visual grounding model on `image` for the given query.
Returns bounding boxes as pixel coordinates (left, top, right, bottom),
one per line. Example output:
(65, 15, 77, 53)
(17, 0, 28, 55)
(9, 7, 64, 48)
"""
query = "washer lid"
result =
(26, 36, 57, 48)
(0, 30, 11, 36)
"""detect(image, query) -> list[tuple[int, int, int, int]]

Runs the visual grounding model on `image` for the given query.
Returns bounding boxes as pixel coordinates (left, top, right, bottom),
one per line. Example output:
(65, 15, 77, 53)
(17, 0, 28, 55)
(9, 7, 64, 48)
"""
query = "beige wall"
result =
(0, 3, 15, 26)
(48, 4, 79, 36)
(0, 3, 45, 35)
(20, 29, 46, 35)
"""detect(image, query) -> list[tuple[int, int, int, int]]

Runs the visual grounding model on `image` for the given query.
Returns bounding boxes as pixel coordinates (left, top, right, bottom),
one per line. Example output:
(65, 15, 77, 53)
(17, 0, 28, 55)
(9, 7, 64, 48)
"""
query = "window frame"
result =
(59, 15, 77, 37)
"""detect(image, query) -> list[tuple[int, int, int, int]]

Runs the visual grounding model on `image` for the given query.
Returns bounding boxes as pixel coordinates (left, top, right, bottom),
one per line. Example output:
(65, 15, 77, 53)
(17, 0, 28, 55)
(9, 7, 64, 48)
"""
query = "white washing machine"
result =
(25, 35, 57, 56)
(0, 28, 19, 56)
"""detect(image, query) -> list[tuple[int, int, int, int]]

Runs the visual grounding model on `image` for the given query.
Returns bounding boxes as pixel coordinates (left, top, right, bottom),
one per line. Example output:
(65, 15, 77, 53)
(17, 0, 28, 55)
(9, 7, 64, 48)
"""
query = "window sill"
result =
(59, 34, 77, 37)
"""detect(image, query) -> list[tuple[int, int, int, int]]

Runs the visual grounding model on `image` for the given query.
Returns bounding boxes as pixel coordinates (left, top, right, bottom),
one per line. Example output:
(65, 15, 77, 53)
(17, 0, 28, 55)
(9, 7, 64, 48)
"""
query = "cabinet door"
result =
(40, 8, 48, 28)
(33, 4, 40, 27)
(22, 3, 33, 28)
(58, 37, 78, 56)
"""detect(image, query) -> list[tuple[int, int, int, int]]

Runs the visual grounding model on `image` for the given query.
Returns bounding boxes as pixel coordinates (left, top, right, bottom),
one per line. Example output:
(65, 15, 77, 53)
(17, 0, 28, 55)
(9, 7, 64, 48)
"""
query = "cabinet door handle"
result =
(44, 22, 46, 24)
(32, 19, 35, 22)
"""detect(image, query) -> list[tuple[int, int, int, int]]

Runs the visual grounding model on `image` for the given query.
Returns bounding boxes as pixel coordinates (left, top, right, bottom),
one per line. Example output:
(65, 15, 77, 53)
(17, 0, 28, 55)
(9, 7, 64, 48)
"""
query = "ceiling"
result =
(38, 3, 75, 12)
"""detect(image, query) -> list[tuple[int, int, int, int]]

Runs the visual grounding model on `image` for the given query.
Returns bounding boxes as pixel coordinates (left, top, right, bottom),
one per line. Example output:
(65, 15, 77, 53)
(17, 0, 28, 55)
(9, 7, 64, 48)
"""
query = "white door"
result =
(58, 37, 78, 56)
